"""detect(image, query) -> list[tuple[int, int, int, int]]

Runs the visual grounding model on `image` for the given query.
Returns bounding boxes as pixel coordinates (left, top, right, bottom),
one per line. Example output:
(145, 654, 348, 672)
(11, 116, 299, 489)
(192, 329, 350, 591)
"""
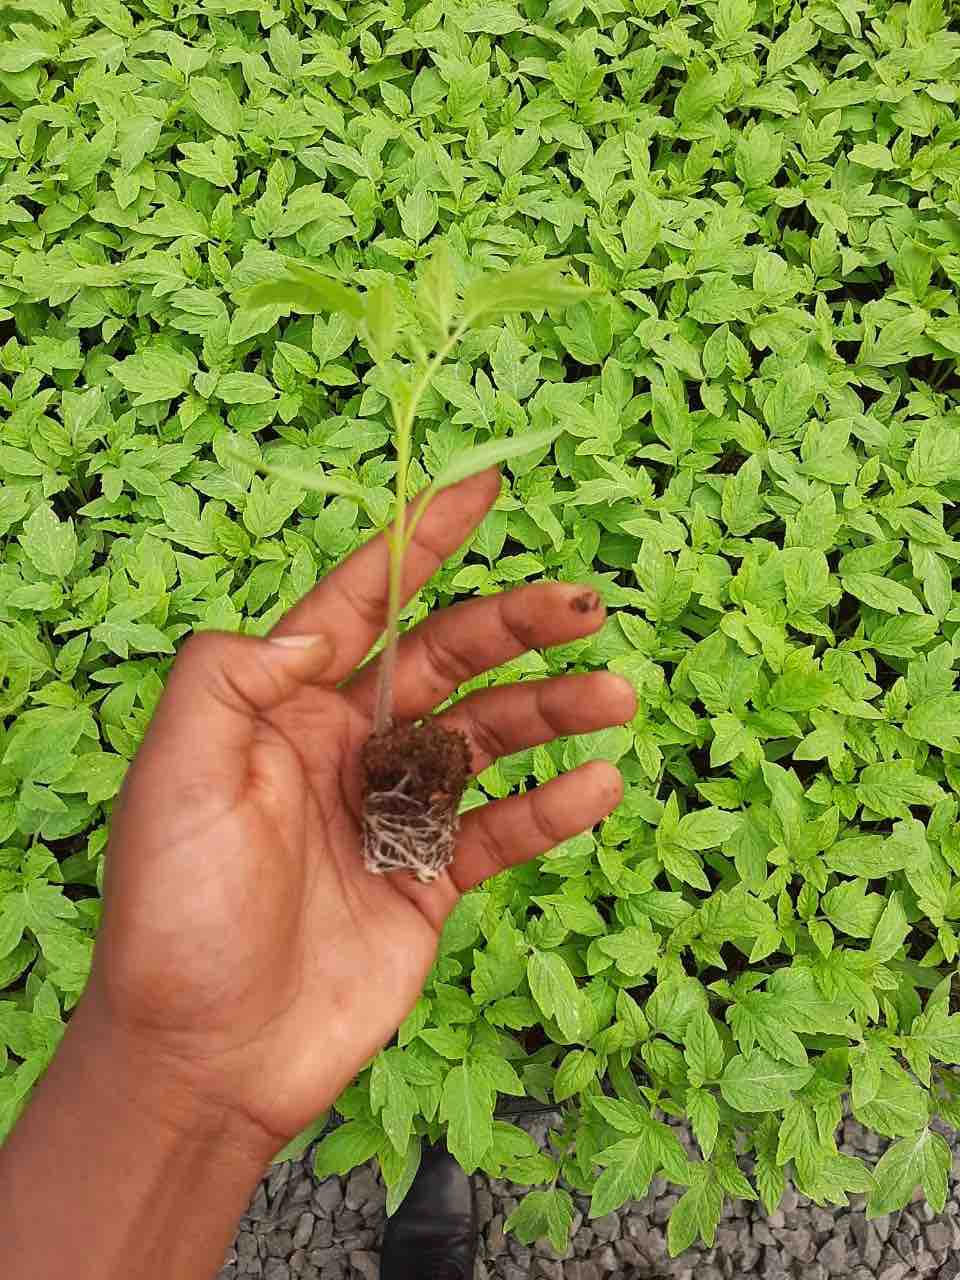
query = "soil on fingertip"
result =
(361, 720, 472, 819)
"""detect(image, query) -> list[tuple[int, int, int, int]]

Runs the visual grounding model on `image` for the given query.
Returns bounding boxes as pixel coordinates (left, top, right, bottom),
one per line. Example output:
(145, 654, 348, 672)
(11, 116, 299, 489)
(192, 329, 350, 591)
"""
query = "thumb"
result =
(137, 629, 336, 778)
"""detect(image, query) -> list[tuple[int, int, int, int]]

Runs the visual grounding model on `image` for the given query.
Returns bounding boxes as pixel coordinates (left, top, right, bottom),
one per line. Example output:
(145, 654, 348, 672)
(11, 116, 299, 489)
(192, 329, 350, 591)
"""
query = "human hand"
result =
(81, 469, 636, 1157)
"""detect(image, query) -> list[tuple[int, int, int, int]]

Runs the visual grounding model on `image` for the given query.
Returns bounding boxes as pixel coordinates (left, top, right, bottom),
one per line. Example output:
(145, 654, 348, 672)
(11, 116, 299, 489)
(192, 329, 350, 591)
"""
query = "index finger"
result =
(270, 468, 501, 683)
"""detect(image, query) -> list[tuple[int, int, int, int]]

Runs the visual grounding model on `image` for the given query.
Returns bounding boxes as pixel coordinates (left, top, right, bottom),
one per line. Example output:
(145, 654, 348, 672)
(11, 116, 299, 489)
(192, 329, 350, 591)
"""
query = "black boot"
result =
(380, 1144, 477, 1280)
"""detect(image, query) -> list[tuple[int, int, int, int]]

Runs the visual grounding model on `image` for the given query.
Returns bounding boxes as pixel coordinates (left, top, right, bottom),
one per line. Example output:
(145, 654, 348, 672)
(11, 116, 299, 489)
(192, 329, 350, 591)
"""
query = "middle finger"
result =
(343, 581, 607, 722)
(437, 670, 637, 774)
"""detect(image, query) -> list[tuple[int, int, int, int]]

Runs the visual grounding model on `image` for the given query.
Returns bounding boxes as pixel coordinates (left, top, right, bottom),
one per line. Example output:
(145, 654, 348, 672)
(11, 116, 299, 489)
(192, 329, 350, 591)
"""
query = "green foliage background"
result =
(3, 0, 960, 1252)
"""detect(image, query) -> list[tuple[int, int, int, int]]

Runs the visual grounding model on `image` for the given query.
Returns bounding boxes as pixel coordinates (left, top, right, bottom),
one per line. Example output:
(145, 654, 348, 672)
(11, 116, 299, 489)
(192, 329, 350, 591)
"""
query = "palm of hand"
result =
(86, 474, 635, 1150)
(100, 686, 446, 1145)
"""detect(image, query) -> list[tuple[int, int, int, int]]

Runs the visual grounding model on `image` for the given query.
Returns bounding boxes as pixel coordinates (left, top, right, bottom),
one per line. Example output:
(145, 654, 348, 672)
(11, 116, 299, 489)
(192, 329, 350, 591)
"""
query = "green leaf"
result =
(719, 1051, 814, 1113)
(505, 1188, 573, 1252)
(853, 1069, 927, 1137)
(365, 280, 399, 364)
(668, 1177, 723, 1254)
(868, 1129, 950, 1216)
(842, 573, 923, 616)
(553, 1049, 598, 1101)
(463, 262, 591, 323)
(684, 1008, 724, 1082)
(232, 452, 369, 506)
(113, 346, 196, 405)
(18, 505, 77, 580)
(527, 950, 583, 1041)
(246, 266, 366, 320)
(313, 1118, 383, 1177)
(431, 423, 564, 491)
(272, 1112, 329, 1165)
(590, 1136, 658, 1216)
(189, 76, 242, 136)
(439, 1061, 494, 1173)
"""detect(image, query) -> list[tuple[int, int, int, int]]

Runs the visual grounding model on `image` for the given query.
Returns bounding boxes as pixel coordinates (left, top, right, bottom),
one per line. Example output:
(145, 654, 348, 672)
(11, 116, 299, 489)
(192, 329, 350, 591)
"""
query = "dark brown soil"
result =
(361, 720, 472, 816)
(360, 721, 473, 880)
(570, 590, 601, 614)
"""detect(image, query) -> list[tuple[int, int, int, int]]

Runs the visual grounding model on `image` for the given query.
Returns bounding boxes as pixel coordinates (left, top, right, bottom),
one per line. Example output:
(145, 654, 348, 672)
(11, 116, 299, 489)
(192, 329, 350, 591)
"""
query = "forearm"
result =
(0, 999, 274, 1280)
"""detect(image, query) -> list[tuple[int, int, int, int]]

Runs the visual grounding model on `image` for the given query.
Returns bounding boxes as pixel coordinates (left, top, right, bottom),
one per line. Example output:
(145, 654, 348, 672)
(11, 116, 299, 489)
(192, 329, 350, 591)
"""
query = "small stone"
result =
(536, 1262, 563, 1280)
(812, 1208, 837, 1236)
(289, 1251, 306, 1277)
(238, 1234, 258, 1263)
(290, 1176, 313, 1206)
(476, 1184, 494, 1227)
(309, 1221, 333, 1250)
(349, 1251, 379, 1280)
(307, 1248, 337, 1268)
(625, 1223, 666, 1259)
(878, 1265, 908, 1280)
(924, 1223, 951, 1254)
(613, 1240, 641, 1266)
(292, 1213, 315, 1251)
(249, 1186, 270, 1221)
(591, 1213, 620, 1243)
(863, 1224, 884, 1269)
(509, 1244, 533, 1270)
(312, 1181, 343, 1217)
(740, 1244, 761, 1270)
(266, 1231, 292, 1258)
(872, 1215, 892, 1243)
(593, 1246, 618, 1272)
(780, 1228, 816, 1263)
(503, 1266, 528, 1280)
(218, 1269, 237, 1280)
(264, 1262, 290, 1280)
(345, 1167, 380, 1213)
(715, 1227, 738, 1254)
(340, 1232, 376, 1252)
(891, 1231, 916, 1263)
(267, 1164, 292, 1200)
(753, 1223, 776, 1247)
(818, 1238, 850, 1274)
(849, 1213, 867, 1252)
(564, 1264, 601, 1280)
(653, 1195, 679, 1226)
(768, 1210, 785, 1230)
(487, 1215, 507, 1256)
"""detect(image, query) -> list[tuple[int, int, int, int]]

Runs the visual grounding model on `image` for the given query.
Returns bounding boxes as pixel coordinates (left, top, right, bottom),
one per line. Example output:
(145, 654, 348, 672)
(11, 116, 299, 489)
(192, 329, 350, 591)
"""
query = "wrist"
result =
(62, 994, 279, 1173)
(0, 993, 275, 1280)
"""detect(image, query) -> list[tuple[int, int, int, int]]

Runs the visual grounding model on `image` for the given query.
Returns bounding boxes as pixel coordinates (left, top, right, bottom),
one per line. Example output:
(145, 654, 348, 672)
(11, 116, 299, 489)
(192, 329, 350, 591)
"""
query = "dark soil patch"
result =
(360, 720, 472, 882)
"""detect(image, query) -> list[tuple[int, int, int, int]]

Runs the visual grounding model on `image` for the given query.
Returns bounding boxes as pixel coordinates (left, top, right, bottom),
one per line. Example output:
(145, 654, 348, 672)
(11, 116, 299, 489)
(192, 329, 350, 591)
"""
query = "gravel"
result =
(217, 1118, 960, 1280)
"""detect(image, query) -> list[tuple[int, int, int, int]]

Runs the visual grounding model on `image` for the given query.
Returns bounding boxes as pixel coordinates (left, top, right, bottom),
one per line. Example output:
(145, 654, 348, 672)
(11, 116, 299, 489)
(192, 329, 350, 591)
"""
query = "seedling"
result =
(246, 249, 590, 882)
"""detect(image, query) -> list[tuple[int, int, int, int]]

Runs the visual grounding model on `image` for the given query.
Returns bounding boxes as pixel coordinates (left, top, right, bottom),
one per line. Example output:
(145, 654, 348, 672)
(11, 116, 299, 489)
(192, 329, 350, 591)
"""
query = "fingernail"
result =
(268, 633, 332, 651)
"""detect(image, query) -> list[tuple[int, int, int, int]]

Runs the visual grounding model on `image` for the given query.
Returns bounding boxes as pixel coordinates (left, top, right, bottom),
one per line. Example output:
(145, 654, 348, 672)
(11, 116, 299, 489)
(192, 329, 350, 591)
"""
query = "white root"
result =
(361, 774, 460, 882)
